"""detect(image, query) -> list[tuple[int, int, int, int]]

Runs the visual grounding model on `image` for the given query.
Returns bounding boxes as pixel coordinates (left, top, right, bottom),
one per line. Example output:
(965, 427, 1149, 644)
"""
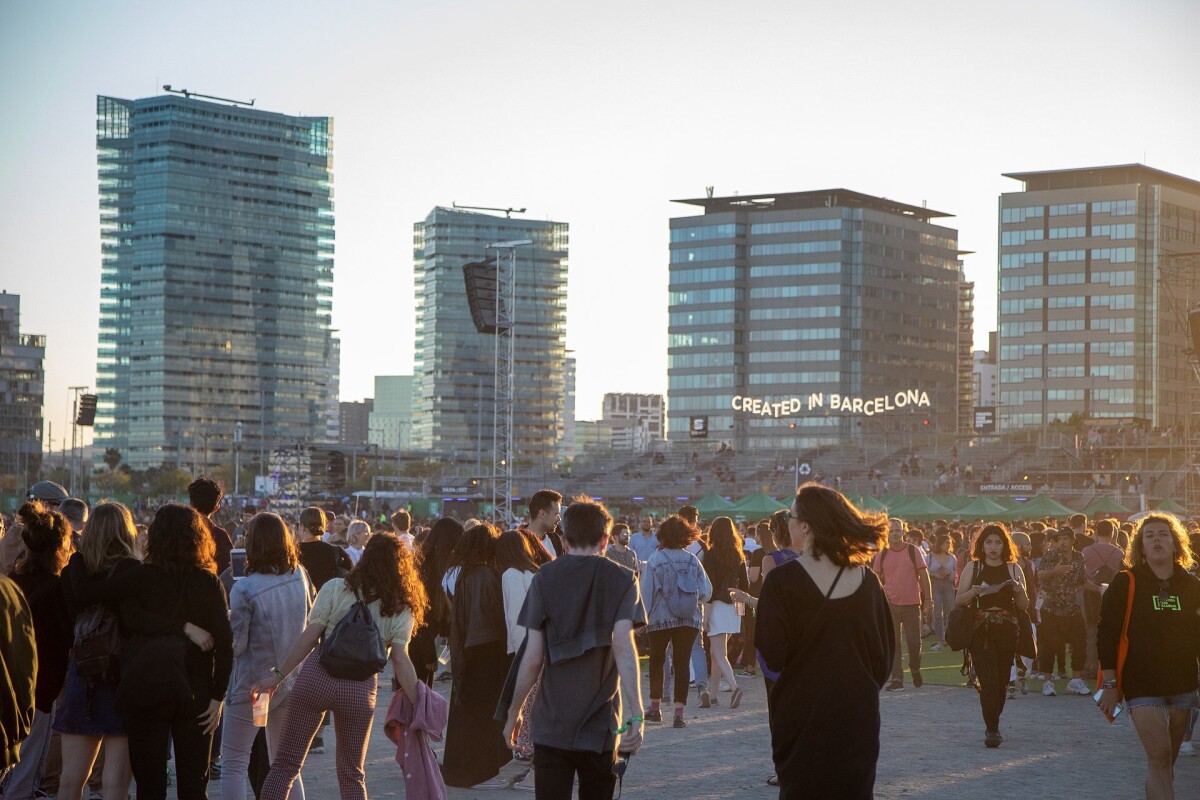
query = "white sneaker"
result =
(1066, 678, 1091, 696)
(1180, 741, 1195, 756)
(1042, 680, 1057, 697)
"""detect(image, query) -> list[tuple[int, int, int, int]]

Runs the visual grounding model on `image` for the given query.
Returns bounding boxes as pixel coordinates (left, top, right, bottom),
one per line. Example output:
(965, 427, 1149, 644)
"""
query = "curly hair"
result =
(1130, 513, 1194, 571)
(80, 502, 138, 575)
(145, 503, 217, 574)
(16, 501, 71, 576)
(792, 483, 887, 567)
(704, 517, 745, 575)
(246, 513, 300, 575)
(656, 515, 700, 549)
(971, 523, 1018, 563)
(345, 532, 428, 629)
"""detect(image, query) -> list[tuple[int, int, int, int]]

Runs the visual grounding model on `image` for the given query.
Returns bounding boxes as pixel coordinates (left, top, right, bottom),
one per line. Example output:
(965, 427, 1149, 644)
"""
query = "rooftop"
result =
(672, 188, 951, 220)
(1003, 163, 1200, 196)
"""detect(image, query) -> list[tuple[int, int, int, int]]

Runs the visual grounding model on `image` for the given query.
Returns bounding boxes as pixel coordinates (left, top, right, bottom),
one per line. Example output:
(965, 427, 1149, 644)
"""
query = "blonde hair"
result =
(1130, 513, 1194, 571)
(81, 502, 138, 574)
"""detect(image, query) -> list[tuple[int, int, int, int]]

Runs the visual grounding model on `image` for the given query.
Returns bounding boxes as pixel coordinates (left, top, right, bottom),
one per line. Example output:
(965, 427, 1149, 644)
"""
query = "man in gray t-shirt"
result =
(504, 499, 646, 800)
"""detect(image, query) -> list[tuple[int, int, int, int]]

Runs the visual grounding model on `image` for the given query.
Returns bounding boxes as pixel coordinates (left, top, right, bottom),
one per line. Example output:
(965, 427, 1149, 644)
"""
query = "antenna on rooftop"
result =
(706, 186, 714, 199)
(453, 203, 527, 219)
(162, 85, 256, 107)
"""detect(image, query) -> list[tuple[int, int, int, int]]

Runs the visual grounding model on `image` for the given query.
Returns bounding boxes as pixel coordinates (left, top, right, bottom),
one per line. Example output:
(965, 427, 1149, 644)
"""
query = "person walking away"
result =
(956, 524, 1030, 747)
(1037, 527, 1090, 697)
(390, 510, 415, 549)
(1098, 513, 1200, 800)
(189, 477, 234, 577)
(221, 513, 313, 800)
(2, 503, 72, 800)
(252, 532, 426, 800)
(927, 533, 956, 650)
(874, 518, 931, 690)
(739, 522, 768, 677)
(296, 507, 353, 591)
(700, 517, 748, 709)
(497, 530, 542, 788)
(755, 483, 894, 799)
(410, 519, 464, 686)
(441, 523, 512, 789)
(0, 570, 36, 783)
(641, 515, 711, 728)
(1082, 518, 1124, 674)
(503, 498, 645, 800)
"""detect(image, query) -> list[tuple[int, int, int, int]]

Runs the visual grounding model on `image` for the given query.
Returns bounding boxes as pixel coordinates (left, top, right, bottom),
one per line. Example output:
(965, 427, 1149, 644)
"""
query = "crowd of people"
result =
(1, 477, 1199, 800)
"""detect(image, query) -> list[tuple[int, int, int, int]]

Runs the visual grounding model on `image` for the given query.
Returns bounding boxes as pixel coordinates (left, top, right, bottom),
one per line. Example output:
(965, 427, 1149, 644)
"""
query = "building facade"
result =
(339, 399, 373, 446)
(412, 207, 568, 466)
(667, 190, 963, 450)
(996, 164, 1200, 432)
(323, 333, 341, 443)
(0, 291, 45, 483)
(602, 392, 664, 452)
(973, 350, 997, 408)
(94, 93, 335, 471)
(368, 375, 414, 450)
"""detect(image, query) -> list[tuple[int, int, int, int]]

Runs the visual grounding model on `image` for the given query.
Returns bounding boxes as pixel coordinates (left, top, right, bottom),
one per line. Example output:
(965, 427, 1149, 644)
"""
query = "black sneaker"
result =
(672, 716, 687, 728)
(644, 708, 662, 723)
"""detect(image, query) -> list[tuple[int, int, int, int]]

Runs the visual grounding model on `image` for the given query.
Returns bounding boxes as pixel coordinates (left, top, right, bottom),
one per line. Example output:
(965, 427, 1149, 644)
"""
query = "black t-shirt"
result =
(298, 540, 352, 590)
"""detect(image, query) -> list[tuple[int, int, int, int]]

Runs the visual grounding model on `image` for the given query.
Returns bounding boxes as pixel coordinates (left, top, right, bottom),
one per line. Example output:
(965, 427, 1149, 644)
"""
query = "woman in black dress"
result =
(409, 517, 464, 686)
(755, 483, 894, 800)
(440, 522, 512, 789)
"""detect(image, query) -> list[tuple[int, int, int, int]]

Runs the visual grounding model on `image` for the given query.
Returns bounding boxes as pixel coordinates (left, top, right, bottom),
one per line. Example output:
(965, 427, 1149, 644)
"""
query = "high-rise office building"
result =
(412, 207, 568, 466)
(603, 393, 664, 452)
(368, 375, 414, 450)
(94, 93, 334, 471)
(0, 291, 45, 482)
(668, 190, 963, 450)
(559, 354, 577, 462)
(323, 333, 341, 443)
(996, 164, 1200, 431)
(339, 399, 373, 446)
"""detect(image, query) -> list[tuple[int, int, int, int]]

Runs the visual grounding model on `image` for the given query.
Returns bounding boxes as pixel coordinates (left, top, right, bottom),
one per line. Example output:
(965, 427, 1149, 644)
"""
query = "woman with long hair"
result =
(221, 514, 313, 800)
(497, 529, 542, 786)
(956, 523, 1030, 748)
(927, 532, 957, 651)
(1098, 513, 1200, 800)
(410, 517, 465, 686)
(54, 502, 140, 800)
(642, 515, 713, 729)
(441, 523, 512, 789)
(754, 483, 894, 799)
(3, 502, 72, 800)
(701, 517, 749, 709)
(253, 531, 427, 800)
(120, 503, 234, 800)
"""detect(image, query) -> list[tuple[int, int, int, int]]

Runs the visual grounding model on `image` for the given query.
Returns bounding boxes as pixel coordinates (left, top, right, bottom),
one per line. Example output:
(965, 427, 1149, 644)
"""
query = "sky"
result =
(2, 0, 1199, 453)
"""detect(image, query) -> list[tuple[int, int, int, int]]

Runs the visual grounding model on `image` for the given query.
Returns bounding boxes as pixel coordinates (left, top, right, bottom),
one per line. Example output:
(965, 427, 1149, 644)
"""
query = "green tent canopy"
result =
(887, 496, 953, 521)
(730, 492, 789, 516)
(999, 493, 1077, 521)
(1080, 496, 1132, 515)
(937, 495, 976, 512)
(951, 495, 1009, 519)
(1154, 498, 1187, 514)
(694, 491, 736, 516)
(851, 495, 888, 512)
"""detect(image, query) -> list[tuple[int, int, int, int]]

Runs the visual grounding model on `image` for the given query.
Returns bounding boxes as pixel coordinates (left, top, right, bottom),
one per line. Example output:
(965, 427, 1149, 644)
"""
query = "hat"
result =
(1048, 527, 1073, 538)
(26, 480, 68, 503)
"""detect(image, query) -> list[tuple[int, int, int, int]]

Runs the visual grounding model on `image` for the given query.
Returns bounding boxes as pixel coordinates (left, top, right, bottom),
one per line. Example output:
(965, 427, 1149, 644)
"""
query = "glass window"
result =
(750, 219, 841, 235)
(670, 223, 744, 243)
(749, 241, 841, 257)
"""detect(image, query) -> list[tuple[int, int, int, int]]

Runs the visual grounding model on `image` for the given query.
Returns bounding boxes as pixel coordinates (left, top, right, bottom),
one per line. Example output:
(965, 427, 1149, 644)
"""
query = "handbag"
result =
(320, 587, 387, 680)
(944, 560, 983, 652)
(1096, 570, 1135, 723)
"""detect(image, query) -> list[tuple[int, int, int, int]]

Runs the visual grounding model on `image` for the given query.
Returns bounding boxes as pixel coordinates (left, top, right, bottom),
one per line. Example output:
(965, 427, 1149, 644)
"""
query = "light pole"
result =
(234, 421, 243, 495)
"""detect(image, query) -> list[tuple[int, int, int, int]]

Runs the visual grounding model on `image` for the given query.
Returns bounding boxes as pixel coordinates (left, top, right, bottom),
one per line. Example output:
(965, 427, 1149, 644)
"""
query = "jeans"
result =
(888, 603, 922, 683)
(533, 745, 616, 800)
(220, 698, 304, 800)
(648, 626, 698, 705)
(1, 706, 54, 799)
(127, 700, 215, 800)
(969, 618, 1017, 733)
(689, 630, 708, 687)
(931, 579, 955, 642)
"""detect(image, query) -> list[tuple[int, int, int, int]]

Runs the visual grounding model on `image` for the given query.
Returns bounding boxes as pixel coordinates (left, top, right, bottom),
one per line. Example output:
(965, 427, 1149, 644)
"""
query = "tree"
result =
(103, 448, 122, 471)
(92, 468, 132, 494)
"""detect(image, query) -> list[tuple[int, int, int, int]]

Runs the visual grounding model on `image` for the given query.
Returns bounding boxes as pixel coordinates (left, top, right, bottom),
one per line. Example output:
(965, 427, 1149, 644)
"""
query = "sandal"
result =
(767, 775, 779, 786)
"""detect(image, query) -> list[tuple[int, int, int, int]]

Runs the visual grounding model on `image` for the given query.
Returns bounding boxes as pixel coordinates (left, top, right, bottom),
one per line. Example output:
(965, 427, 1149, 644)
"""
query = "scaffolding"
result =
(1156, 251, 1200, 515)
(487, 240, 530, 527)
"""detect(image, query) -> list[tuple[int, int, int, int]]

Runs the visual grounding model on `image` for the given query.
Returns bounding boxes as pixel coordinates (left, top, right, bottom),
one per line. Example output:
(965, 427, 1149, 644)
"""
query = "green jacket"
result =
(0, 574, 37, 770)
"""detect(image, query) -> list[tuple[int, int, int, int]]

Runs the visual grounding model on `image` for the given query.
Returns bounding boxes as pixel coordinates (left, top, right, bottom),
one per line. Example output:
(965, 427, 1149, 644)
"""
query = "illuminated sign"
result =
(689, 416, 709, 438)
(731, 389, 931, 419)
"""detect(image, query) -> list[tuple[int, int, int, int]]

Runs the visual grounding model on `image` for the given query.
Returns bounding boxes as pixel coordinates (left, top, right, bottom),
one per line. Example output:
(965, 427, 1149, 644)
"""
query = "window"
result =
(1001, 229, 1045, 246)
(670, 244, 740, 263)
(668, 373, 735, 390)
(1046, 319, 1084, 331)
(1047, 296, 1086, 309)
(1000, 252, 1044, 269)
(669, 287, 738, 305)
(1047, 272, 1085, 286)
(1001, 206, 1044, 224)
(749, 241, 841, 257)
(1049, 227, 1087, 239)
(669, 351, 735, 369)
(1090, 364, 1134, 380)
(749, 306, 841, 321)
(1049, 203, 1087, 216)
(1000, 321, 1043, 336)
(1091, 224, 1135, 240)
(748, 371, 839, 384)
(669, 309, 737, 327)
(1047, 342, 1085, 355)
(749, 283, 840, 299)
(669, 266, 736, 285)
(1000, 298, 1043, 314)
(669, 331, 734, 347)
(1092, 199, 1136, 216)
(1000, 344, 1042, 359)
(749, 328, 840, 342)
(1093, 270, 1135, 286)
(748, 349, 840, 363)
(1048, 249, 1085, 262)
(670, 223, 744, 243)
(1091, 294, 1135, 310)
(1091, 247, 1136, 263)
(750, 219, 841, 235)
(749, 262, 840, 279)
(1000, 275, 1043, 292)
(1090, 341, 1134, 357)
(1089, 318, 1134, 333)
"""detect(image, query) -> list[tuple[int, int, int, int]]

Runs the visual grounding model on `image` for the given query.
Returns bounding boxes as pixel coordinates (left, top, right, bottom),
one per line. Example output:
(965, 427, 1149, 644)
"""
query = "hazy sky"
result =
(2, 0, 1198, 452)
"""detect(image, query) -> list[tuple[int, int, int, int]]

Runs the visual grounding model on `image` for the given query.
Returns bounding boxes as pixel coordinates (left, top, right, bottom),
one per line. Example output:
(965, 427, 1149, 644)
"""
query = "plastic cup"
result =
(734, 601, 746, 617)
(252, 693, 270, 727)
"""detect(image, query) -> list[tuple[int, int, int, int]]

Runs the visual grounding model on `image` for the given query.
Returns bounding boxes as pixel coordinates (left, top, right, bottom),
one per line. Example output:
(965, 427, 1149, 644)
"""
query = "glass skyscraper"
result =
(412, 207, 568, 468)
(667, 190, 964, 450)
(95, 93, 334, 471)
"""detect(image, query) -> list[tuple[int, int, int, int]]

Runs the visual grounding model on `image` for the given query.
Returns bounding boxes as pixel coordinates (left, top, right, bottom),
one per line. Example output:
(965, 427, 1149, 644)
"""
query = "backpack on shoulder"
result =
(73, 603, 122, 684)
(654, 558, 702, 619)
(320, 588, 387, 680)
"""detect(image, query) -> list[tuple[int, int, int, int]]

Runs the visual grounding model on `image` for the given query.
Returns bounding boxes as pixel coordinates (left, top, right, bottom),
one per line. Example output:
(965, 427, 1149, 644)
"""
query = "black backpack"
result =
(73, 604, 122, 683)
(319, 588, 387, 680)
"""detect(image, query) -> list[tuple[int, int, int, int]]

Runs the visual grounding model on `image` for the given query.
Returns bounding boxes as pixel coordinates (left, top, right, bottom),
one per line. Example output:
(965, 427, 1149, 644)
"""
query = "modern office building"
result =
(94, 93, 334, 471)
(412, 207, 568, 466)
(973, 350, 997, 408)
(322, 333, 341, 444)
(995, 164, 1200, 432)
(602, 392, 664, 451)
(339, 399, 373, 446)
(368, 375, 414, 450)
(559, 354, 577, 462)
(667, 189, 963, 450)
(957, 275, 976, 435)
(0, 291, 45, 482)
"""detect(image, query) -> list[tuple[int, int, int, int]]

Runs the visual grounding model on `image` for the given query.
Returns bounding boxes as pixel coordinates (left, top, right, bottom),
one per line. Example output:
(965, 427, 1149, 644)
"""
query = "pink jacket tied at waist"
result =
(384, 682, 449, 800)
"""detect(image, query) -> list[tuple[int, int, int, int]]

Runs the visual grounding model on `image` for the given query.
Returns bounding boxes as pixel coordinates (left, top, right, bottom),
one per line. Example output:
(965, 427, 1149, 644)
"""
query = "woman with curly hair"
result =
(441, 522, 512, 789)
(3, 502, 72, 800)
(221, 514, 313, 800)
(755, 483, 894, 800)
(252, 531, 426, 800)
(1098, 513, 1200, 799)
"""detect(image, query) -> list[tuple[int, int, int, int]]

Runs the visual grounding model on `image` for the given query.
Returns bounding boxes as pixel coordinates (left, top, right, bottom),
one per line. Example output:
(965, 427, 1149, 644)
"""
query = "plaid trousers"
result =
(260, 651, 378, 800)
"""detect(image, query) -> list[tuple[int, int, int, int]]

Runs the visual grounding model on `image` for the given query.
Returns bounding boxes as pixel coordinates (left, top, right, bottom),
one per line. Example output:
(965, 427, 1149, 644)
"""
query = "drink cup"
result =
(252, 692, 270, 727)
(734, 601, 746, 617)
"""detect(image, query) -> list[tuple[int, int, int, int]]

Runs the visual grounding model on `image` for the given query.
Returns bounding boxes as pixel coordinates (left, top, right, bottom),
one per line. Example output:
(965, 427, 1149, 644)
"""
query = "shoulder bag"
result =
(944, 560, 982, 652)
(320, 587, 387, 680)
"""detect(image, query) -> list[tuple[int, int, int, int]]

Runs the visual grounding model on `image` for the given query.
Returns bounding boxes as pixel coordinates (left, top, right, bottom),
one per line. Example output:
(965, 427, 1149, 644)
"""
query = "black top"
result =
(1097, 564, 1200, 701)
(756, 562, 894, 799)
(974, 561, 1018, 613)
(449, 565, 506, 693)
(9, 570, 70, 713)
(298, 540, 353, 590)
(748, 549, 765, 595)
(206, 520, 234, 576)
(702, 555, 749, 605)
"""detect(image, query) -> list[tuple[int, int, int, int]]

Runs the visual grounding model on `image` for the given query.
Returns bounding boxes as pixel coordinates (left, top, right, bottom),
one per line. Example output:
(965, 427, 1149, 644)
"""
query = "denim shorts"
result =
(1125, 691, 1200, 711)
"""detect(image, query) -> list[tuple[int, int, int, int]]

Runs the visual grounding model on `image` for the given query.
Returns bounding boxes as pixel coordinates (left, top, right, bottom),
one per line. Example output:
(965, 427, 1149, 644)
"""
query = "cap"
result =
(26, 480, 68, 503)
